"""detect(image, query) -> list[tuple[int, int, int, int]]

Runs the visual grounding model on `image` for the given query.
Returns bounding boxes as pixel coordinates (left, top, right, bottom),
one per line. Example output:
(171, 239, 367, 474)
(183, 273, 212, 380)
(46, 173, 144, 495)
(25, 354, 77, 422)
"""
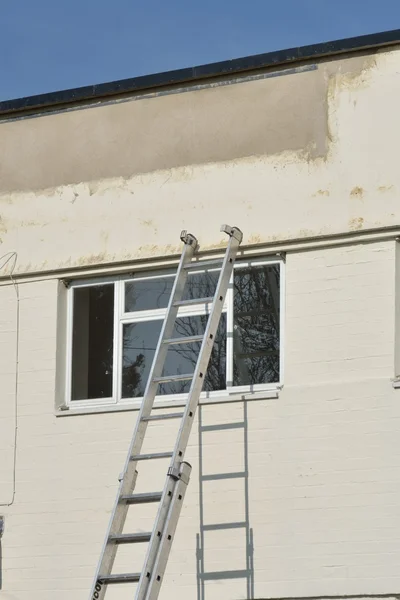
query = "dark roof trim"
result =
(1, 28, 400, 117)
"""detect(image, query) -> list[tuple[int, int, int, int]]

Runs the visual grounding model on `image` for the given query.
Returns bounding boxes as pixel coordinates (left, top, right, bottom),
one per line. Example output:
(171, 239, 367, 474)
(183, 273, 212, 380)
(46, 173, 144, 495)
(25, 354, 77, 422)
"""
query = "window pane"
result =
(122, 315, 226, 398)
(122, 320, 161, 397)
(183, 271, 219, 302)
(71, 284, 114, 400)
(124, 270, 220, 312)
(165, 315, 226, 393)
(125, 277, 174, 312)
(233, 264, 280, 385)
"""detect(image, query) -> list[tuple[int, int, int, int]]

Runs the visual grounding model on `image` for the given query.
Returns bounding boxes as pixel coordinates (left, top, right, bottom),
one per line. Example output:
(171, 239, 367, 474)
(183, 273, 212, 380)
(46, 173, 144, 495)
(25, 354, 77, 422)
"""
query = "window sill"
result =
(55, 387, 280, 417)
(392, 378, 400, 389)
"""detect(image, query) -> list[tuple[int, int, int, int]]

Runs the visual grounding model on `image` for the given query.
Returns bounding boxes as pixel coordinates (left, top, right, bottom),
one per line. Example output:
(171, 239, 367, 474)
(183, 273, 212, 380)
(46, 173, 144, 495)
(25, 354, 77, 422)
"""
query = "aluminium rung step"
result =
(163, 334, 203, 345)
(120, 492, 162, 504)
(153, 373, 193, 384)
(141, 412, 184, 421)
(108, 532, 151, 544)
(98, 573, 140, 584)
(130, 452, 173, 461)
(184, 259, 222, 270)
(174, 296, 214, 307)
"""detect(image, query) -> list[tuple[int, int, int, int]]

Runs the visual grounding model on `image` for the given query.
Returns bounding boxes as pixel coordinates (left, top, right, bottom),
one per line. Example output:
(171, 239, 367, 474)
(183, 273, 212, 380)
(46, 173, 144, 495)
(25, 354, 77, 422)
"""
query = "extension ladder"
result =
(89, 224, 243, 600)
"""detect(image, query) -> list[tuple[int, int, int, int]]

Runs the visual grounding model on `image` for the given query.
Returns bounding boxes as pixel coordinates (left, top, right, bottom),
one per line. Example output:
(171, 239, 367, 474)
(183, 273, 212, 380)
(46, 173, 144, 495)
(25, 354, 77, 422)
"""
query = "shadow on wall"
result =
(196, 402, 254, 599)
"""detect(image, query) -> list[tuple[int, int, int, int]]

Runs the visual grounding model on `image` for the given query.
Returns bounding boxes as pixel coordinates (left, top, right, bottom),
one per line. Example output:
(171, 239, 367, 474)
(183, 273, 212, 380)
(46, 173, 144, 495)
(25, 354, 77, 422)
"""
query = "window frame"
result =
(65, 257, 284, 409)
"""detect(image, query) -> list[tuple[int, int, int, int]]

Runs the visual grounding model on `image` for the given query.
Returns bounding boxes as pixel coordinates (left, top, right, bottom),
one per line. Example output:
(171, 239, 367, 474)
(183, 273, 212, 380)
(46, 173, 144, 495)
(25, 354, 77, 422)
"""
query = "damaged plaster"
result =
(0, 46, 399, 275)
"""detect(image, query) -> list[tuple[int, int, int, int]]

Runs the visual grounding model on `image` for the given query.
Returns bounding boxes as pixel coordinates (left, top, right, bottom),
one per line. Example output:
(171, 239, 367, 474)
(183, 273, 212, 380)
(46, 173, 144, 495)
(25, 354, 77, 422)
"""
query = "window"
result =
(66, 259, 283, 407)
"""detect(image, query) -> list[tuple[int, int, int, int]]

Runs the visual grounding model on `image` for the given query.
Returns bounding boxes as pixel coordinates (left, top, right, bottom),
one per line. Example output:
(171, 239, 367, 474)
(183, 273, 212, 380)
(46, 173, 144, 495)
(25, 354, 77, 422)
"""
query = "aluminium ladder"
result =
(89, 224, 243, 600)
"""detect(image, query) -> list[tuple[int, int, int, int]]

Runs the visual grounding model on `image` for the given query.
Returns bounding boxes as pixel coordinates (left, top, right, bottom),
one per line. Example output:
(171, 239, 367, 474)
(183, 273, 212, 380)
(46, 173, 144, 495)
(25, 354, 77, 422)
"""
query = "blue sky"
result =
(1, 0, 400, 101)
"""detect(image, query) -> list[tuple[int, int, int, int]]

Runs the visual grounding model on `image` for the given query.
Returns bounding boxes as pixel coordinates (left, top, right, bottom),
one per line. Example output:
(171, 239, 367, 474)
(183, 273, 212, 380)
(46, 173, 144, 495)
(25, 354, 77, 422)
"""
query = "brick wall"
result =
(1, 241, 400, 600)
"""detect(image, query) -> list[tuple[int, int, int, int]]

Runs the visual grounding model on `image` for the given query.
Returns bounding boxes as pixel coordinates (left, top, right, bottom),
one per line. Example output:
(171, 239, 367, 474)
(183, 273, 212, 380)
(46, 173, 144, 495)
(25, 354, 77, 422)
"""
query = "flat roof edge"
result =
(1, 28, 400, 116)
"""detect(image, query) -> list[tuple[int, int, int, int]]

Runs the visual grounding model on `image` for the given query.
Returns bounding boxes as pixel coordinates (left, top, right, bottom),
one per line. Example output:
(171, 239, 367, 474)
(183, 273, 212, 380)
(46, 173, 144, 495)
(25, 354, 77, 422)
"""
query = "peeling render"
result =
(0, 48, 399, 275)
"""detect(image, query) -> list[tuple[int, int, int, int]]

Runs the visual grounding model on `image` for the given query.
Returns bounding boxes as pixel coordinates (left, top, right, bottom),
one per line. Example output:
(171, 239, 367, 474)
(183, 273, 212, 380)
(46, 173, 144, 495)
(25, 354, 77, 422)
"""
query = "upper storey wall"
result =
(0, 47, 399, 274)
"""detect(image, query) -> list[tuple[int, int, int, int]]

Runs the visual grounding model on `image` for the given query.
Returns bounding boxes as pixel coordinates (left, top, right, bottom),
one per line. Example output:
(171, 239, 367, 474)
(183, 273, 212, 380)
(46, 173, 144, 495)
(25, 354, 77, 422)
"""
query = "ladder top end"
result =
(220, 225, 243, 244)
(180, 230, 199, 251)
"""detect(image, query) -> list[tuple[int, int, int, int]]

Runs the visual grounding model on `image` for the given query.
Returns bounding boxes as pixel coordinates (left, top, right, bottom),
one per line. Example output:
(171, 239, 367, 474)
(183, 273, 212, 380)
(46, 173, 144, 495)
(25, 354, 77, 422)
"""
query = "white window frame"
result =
(65, 257, 284, 409)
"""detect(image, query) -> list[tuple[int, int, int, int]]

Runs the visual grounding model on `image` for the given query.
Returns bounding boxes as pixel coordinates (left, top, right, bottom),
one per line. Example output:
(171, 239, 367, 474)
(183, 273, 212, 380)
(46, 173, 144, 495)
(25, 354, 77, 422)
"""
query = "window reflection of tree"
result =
(170, 316, 227, 393)
(122, 271, 222, 398)
(122, 266, 280, 399)
(125, 277, 174, 312)
(122, 351, 145, 397)
(83, 285, 114, 399)
(168, 271, 225, 394)
(233, 265, 280, 386)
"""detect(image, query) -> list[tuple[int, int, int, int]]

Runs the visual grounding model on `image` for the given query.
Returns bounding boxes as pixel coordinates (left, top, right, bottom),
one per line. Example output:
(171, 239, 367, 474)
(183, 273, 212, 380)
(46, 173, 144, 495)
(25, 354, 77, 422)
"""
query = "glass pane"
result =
(124, 270, 220, 312)
(165, 315, 226, 394)
(183, 271, 220, 302)
(233, 264, 280, 385)
(125, 276, 174, 312)
(122, 315, 226, 398)
(71, 284, 114, 400)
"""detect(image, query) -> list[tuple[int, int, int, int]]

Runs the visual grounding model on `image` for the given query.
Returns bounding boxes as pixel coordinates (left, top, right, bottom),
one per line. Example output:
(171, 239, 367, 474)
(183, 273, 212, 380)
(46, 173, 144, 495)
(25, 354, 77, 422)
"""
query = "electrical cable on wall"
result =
(0, 252, 19, 507)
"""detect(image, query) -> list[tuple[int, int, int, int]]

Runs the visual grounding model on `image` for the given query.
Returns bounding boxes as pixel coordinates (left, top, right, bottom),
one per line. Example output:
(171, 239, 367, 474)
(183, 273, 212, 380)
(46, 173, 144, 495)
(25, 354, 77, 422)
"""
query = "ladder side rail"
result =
(128, 232, 199, 447)
(90, 467, 139, 600)
(146, 462, 192, 600)
(89, 234, 198, 600)
(197, 406, 205, 600)
(137, 227, 242, 600)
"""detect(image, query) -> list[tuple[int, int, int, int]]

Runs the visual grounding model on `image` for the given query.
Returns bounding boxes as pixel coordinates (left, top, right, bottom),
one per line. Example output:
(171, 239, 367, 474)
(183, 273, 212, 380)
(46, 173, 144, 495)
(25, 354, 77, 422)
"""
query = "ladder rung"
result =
(174, 296, 214, 307)
(120, 492, 162, 504)
(99, 573, 141, 584)
(202, 471, 246, 481)
(142, 412, 184, 421)
(163, 334, 203, 345)
(109, 532, 151, 544)
(184, 259, 222, 270)
(130, 452, 173, 461)
(153, 373, 193, 384)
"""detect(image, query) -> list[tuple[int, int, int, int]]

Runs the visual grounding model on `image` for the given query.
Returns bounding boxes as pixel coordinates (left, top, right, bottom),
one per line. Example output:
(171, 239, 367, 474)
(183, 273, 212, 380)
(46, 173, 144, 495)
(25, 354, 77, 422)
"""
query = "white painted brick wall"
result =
(0, 285, 18, 504)
(1, 242, 400, 599)
(285, 243, 395, 384)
